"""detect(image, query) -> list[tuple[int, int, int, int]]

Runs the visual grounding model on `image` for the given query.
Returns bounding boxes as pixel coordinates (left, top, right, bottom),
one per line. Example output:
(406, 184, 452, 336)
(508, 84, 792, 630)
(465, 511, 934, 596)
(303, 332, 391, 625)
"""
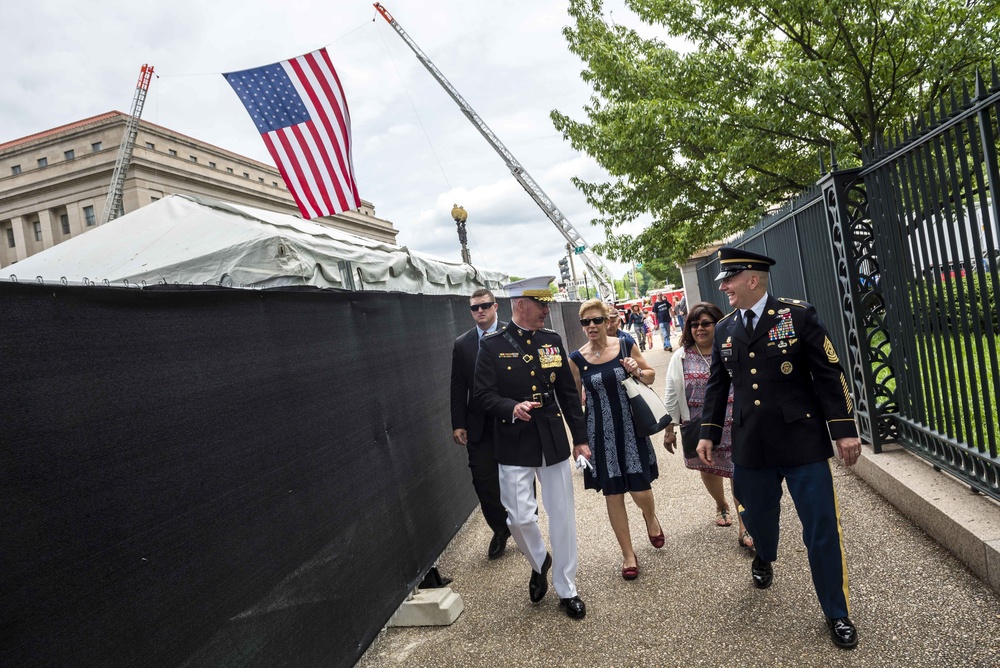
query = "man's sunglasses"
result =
(579, 316, 607, 326)
(691, 320, 716, 329)
(469, 302, 496, 312)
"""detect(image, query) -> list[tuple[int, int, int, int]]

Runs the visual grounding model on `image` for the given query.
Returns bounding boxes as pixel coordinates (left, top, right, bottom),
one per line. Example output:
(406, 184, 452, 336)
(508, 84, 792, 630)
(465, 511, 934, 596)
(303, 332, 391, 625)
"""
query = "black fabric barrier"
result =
(0, 283, 585, 667)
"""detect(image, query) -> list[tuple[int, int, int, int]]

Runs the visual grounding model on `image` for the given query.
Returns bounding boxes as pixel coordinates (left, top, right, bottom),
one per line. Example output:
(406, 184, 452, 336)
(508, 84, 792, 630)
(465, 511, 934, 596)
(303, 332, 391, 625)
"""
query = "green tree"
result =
(642, 257, 681, 288)
(553, 0, 1000, 265)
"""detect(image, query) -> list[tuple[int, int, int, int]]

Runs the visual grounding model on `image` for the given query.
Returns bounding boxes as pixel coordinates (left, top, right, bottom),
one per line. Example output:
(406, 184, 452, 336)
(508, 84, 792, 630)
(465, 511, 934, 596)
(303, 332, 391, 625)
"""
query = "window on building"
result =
(33, 221, 42, 241)
(243, 172, 250, 178)
(226, 167, 234, 174)
(64, 149, 75, 160)
(83, 205, 96, 227)
(190, 155, 198, 163)
(60, 214, 70, 235)
(258, 177, 265, 183)
(150, 197, 159, 203)
(11, 165, 20, 175)
(168, 149, 177, 157)
(91, 142, 102, 152)
(146, 142, 154, 150)
(37, 157, 48, 168)
(209, 161, 217, 169)
(273, 181, 278, 187)
(6, 228, 15, 248)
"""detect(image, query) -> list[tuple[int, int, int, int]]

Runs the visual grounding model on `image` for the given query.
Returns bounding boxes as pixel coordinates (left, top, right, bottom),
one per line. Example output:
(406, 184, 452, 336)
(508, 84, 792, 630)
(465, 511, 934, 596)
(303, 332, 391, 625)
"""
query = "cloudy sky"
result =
(2, 0, 667, 279)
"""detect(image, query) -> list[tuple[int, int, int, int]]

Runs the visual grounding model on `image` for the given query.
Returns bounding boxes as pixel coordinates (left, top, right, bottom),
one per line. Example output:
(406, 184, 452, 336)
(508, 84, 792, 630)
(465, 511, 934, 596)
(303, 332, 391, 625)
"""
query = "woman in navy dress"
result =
(569, 299, 663, 580)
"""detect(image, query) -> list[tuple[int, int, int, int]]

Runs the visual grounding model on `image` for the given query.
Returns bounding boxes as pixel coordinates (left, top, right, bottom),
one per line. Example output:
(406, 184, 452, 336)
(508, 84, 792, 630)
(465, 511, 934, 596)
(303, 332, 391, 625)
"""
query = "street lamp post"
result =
(451, 204, 471, 265)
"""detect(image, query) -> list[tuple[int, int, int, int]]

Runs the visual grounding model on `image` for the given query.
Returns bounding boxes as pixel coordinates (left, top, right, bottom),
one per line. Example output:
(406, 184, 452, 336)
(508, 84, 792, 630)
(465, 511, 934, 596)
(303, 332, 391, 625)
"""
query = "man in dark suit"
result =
(697, 247, 862, 650)
(474, 277, 591, 619)
(451, 288, 510, 560)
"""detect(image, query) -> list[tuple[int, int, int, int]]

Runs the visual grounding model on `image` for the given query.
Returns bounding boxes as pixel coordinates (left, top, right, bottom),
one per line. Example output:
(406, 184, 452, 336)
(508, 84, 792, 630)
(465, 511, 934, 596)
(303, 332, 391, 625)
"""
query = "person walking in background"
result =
(475, 277, 591, 619)
(626, 304, 647, 352)
(653, 297, 674, 352)
(673, 295, 687, 331)
(643, 311, 655, 350)
(569, 299, 663, 581)
(696, 247, 862, 650)
(662, 302, 752, 550)
(606, 309, 635, 348)
(450, 288, 510, 560)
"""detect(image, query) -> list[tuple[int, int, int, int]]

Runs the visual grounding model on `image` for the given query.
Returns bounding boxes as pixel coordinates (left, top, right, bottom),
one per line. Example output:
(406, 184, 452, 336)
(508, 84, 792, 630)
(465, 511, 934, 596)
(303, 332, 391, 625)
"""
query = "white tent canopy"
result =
(0, 194, 508, 295)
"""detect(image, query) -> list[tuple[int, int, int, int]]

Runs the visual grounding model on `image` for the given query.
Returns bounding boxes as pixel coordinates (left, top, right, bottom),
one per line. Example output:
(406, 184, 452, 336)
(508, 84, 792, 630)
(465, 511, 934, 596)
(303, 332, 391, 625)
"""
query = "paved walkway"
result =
(357, 345, 1000, 668)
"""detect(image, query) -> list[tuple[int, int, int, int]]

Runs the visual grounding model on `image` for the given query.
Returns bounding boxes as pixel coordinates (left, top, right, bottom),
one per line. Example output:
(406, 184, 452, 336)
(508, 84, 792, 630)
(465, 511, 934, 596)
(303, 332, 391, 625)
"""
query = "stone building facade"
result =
(0, 112, 398, 268)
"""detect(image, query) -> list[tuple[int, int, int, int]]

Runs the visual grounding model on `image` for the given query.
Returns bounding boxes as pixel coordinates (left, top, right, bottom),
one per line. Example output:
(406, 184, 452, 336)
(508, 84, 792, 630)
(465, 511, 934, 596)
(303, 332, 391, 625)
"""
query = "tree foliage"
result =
(553, 0, 1000, 265)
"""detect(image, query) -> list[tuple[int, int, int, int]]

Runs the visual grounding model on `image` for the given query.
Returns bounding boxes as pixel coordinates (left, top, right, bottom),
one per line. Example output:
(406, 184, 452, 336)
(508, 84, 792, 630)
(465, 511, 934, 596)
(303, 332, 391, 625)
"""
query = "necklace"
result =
(695, 345, 713, 368)
(592, 339, 609, 358)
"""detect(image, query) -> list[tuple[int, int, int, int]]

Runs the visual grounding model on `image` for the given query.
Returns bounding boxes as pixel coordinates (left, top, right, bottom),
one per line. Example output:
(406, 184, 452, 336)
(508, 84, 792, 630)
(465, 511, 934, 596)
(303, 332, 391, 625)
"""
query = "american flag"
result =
(224, 48, 361, 219)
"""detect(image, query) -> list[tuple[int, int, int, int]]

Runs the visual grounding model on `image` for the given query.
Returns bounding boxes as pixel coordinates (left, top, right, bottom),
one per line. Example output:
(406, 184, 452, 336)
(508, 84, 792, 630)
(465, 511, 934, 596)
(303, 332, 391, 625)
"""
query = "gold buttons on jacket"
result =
(749, 352, 756, 358)
(754, 400, 761, 406)
(532, 385, 537, 391)
(530, 371, 536, 376)
(507, 366, 512, 371)
(753, 383, 759, 390)
(526, 339, 532, 345)
(751, 368, 757, 375)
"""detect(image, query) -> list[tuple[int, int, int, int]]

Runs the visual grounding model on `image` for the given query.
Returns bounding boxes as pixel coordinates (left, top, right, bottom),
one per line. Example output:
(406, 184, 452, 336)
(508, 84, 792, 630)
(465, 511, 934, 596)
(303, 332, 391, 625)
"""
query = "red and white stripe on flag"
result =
(225, 48, 361, 219)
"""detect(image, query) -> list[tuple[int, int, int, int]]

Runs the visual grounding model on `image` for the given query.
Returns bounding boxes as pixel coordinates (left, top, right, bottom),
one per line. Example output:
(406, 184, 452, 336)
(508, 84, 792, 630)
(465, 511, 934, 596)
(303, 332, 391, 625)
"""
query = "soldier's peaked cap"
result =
(505, 276, 555, 301)
(714, 247, 776, 280)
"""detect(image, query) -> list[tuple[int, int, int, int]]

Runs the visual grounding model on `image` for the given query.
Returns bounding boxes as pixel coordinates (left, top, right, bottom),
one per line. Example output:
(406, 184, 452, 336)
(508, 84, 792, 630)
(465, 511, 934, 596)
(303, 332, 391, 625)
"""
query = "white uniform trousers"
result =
(498, 456, 578, 599)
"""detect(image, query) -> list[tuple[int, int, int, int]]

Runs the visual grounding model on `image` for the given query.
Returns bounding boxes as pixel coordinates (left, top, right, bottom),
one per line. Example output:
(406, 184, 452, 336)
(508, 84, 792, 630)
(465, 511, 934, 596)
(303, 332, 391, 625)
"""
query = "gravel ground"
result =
(357, 345, 1000, 668)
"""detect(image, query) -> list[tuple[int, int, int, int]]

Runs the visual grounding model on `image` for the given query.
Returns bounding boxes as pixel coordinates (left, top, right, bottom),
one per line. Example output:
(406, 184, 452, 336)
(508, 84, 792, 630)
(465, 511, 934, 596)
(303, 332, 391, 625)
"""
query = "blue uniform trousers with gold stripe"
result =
(734, 461, 850, 619)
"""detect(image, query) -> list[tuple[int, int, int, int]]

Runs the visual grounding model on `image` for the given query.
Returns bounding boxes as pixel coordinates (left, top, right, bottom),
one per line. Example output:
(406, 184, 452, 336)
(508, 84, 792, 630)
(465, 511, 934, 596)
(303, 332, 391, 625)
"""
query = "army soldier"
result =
(696, 248, 862, 650)
(474, 276, 591, 619)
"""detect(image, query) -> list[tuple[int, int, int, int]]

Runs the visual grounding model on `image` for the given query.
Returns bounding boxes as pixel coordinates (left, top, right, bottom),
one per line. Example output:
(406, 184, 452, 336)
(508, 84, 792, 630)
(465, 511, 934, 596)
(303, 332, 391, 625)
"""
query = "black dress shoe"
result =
(751, 555, 773, 589)
(487, 529, 509, 560)
(559, 596, 586, 619)
(529, 553, 551, 603)
(826, 616, 858, 649)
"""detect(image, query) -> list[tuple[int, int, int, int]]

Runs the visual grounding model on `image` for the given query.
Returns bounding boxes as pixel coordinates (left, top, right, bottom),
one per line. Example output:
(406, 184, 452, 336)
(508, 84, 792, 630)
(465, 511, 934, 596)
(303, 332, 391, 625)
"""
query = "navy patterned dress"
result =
(569, 341, 658, 496)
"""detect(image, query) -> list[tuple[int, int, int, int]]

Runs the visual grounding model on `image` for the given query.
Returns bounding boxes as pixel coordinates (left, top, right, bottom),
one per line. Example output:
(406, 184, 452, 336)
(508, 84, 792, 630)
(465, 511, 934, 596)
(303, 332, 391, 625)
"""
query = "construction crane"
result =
(373, 3, 616, 300)
(99, 64, 155, 226)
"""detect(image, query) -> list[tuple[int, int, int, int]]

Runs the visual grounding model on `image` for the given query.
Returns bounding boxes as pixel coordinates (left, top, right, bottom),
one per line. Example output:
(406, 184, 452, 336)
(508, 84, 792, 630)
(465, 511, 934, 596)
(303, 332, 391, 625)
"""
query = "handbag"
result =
(619, 345, 672, 437)
(680, 420, 702, 459)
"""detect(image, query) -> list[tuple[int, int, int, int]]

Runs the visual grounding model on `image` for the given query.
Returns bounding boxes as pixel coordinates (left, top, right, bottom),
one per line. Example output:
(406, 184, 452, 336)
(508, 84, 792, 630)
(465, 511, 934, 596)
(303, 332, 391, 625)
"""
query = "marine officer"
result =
(474, 276, 590, 619)
(696, 247, 862, 650)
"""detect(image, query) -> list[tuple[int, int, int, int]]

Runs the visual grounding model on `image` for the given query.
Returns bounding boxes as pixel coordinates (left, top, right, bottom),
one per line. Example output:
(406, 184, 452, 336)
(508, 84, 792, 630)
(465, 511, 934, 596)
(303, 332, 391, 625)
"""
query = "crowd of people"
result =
(449, 249, 860, 650)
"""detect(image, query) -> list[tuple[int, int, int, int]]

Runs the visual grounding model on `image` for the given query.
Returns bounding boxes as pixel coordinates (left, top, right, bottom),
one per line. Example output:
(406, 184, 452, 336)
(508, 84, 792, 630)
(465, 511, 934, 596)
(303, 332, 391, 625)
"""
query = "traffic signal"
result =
(558, 257, 570, 281)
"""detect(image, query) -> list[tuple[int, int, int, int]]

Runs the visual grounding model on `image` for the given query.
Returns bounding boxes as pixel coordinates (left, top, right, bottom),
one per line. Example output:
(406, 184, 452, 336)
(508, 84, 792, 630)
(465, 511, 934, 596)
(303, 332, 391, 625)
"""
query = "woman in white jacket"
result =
(662, 302, 753, 550)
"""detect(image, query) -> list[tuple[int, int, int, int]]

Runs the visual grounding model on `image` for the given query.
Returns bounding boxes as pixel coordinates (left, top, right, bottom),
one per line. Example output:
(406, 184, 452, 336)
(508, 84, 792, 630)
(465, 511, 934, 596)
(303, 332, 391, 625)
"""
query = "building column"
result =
(66, 203, 84, 237)
(37, 209, 56, 250)
(10, 216, 28, 262)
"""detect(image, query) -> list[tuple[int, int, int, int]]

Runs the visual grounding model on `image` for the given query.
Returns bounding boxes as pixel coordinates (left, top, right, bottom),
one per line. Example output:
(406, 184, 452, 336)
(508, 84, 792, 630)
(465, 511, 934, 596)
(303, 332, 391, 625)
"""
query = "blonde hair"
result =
(578, 299, 610, 318)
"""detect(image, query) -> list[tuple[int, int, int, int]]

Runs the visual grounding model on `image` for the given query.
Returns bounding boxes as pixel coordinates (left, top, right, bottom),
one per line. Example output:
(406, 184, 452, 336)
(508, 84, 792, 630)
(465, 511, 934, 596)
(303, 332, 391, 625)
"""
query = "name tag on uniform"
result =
(538, 345, 563, 368)
(720, 348, 734, 358)
(498, 352, 519, 358)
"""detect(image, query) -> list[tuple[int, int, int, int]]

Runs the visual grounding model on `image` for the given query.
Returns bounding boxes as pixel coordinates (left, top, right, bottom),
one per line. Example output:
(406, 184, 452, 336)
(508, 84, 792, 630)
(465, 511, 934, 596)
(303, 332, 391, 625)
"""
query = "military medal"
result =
(781, 361, 793, 375)
(550, 372, 556, 382)
(538, 346, 563, 369)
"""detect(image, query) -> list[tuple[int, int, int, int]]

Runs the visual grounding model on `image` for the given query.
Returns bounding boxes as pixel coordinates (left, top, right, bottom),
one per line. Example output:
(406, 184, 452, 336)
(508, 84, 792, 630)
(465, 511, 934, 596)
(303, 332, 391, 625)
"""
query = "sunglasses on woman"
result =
(691, 320, 716, 329)
(580, 316, 607, 326)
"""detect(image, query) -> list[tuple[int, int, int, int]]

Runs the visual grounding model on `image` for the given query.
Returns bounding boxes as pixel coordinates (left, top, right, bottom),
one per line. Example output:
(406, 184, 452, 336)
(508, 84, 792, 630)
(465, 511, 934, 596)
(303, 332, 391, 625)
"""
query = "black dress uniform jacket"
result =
(474, 324, 588, 467)
(451, 321, 507, 442)
(700, 295, 858, 468)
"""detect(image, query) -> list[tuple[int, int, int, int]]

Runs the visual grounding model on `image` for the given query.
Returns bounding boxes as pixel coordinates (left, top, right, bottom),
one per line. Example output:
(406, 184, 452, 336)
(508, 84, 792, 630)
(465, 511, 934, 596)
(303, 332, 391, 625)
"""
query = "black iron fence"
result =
(695, 68, 1000, 501)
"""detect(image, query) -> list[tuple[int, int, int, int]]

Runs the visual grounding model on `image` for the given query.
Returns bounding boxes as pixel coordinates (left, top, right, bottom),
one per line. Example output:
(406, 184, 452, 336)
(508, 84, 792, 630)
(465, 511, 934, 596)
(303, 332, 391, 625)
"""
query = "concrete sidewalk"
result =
(357, 346, 1000, 668)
